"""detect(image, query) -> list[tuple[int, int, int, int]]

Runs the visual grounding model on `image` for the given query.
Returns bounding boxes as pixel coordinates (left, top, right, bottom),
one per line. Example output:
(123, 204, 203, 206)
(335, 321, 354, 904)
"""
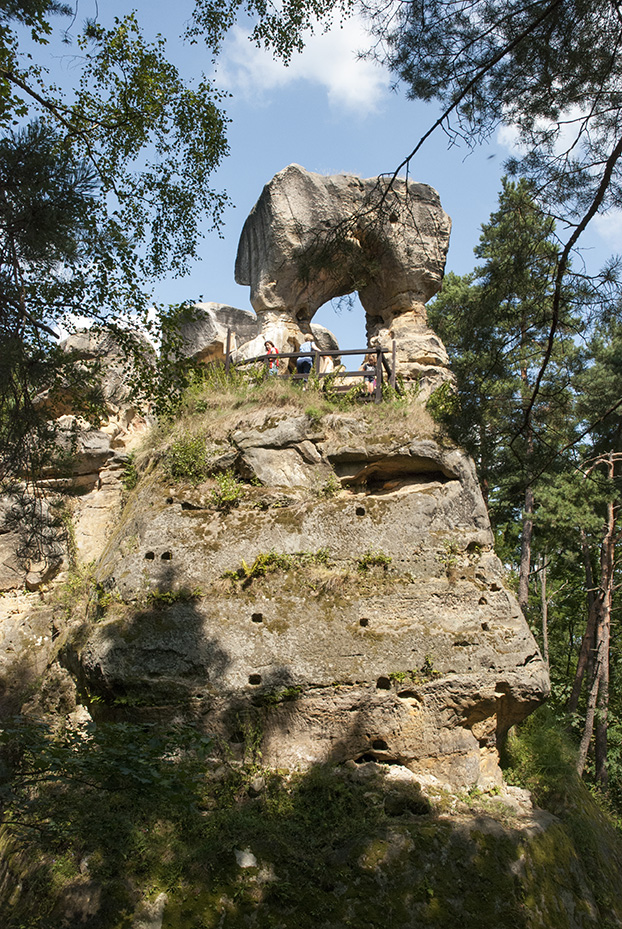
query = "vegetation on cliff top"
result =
(134, 362, 438, 478)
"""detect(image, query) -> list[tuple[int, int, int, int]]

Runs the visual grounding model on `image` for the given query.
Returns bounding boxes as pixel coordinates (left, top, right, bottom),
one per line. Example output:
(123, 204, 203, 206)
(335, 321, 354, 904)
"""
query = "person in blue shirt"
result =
(296, 334, 319, 382)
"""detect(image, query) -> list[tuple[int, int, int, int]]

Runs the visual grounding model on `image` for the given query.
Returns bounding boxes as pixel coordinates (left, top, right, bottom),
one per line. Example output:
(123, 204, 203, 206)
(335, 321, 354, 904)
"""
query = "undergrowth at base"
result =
(2, 710, 622, 928)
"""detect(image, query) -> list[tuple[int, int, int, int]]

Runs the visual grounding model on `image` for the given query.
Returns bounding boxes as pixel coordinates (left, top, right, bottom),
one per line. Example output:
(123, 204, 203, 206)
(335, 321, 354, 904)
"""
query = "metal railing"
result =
(225, 332, 399, 404)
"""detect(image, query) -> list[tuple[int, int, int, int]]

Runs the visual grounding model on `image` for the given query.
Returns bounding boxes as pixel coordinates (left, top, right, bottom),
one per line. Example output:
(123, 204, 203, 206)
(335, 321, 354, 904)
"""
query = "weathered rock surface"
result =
(177, 302, 258, 363)
(0, 331, 152, 590)
(235, 164, 452, 388)
(66, 409, 549, 789)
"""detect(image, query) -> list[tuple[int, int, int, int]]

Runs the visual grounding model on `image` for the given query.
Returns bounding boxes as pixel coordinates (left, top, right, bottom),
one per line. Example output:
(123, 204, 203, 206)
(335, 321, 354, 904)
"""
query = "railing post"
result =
(315, 349, 321, 376)
(375, 350, 383, 403)
(391, 339, 397, 389)
(225, 327, 231, 375)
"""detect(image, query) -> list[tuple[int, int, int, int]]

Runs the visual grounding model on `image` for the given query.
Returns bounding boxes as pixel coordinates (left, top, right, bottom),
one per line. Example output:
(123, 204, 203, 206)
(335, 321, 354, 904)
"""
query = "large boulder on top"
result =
(235, 164, 452, 389)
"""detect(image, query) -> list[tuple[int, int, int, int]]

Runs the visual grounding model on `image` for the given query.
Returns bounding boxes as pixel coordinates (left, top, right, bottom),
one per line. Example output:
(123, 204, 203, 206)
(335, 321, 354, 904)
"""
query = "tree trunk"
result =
(577, 453, 618, 784)
(595, 488, 615, 788)
(567, 529, 598, 714)
(517, 326, 534, 614)
(518, 483, 534, 612)
(539, 554, 549, 665)
(577, 647, 601, 776)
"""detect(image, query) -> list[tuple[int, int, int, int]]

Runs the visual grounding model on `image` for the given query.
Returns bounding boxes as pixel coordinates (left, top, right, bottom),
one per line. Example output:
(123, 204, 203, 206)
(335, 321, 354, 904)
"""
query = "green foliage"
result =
(142, 587, 204, 607)
(223, 548, 332, 585)
(304, 404, 324, 424)
(389, 656, 440, 685)
(0, 0, 343, 492)
(121, 453, 140, 493)
(381, 375, 408, 405)
(223, 549, 293, 583)
(5, 717, 622, 929)
(376, 0, 622, 267)
(356, 549, 392, 572)
(164, 435, 211, 484)
(313, 472, 341, 498)
(436, 541, 461, 568)
(426, 381, 460, 425)
(53, 561, 96, 621)
(252, 685, 304, 708)
(429, 178, 580, 507)
(211, 469, 243, 510)
(0, 122, 107, 491)
(503, 707, 579, 805)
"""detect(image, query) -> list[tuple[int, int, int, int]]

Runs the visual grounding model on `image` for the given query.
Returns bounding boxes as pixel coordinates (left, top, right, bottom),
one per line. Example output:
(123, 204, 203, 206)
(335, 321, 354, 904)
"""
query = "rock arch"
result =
(235, 164, 452, 390)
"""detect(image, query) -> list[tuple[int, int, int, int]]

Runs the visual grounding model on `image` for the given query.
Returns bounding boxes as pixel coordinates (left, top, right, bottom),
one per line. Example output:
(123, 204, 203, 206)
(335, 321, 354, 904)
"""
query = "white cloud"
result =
(593, 211, 622, 253)
(217, 19, 389, 115)
(496, 123, 520, 153)
(497, 106, 589, 158)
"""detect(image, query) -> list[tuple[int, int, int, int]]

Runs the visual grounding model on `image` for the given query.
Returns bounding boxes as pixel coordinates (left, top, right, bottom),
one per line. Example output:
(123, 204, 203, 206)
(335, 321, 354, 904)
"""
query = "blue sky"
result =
(47, 3, 622, 348)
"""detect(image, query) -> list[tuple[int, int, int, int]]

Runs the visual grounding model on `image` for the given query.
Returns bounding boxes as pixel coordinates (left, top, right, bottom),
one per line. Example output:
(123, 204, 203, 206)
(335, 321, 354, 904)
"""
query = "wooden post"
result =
(375, 350, 383, 403)
(225, 327, 231, 375)
(391, 339, 397, 389)
(315, 349, 321, 376)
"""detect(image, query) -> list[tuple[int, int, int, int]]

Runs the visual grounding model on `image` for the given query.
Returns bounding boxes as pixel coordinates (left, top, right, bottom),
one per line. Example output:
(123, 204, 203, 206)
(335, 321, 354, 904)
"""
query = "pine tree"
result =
(429, 178, 580, 610)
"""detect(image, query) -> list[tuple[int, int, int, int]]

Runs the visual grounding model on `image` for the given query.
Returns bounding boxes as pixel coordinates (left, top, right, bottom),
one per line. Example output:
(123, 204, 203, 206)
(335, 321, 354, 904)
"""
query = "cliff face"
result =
(63, 405, 549, 789)
(3, 379, 622, 928)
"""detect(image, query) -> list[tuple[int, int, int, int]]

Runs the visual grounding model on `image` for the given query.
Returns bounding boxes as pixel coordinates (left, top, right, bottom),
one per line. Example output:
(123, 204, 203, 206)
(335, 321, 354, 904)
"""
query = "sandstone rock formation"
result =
(2, 169, 622, 929)
(57, 333, 153, 567)
(177, 302, 258, 363)
(235, 164, 452, 389)
(173, 300, 341, 373)
(65, 408, 549, 789)
(0, 331, 152, 591)
(232, 321, 339, 367)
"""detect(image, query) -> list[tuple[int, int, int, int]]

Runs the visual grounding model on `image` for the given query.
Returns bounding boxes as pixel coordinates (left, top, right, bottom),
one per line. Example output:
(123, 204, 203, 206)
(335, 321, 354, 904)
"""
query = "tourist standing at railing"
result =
(359, 353, 377, 395)
(296, 333, 319, 382)
(264, 340, 279, 375)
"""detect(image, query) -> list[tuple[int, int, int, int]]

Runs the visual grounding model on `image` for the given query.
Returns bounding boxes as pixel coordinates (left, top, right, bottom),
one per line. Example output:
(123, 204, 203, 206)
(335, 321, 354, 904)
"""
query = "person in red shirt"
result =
(264, 340, 279, 374)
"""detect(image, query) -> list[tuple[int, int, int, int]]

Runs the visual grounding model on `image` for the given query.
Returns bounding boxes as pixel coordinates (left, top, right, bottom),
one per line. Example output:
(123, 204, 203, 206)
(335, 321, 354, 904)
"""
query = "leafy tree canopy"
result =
(0, 0, 346, 334)
(357, 0, 622, 424)
(0, 0, 342, 490)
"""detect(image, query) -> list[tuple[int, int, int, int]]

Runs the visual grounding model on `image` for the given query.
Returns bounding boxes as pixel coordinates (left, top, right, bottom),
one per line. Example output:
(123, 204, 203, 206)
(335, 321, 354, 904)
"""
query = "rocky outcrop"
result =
(173, 301, 341, 372)
(58, 333, 153, 568)
(67, 409, 549, 789)
(235, 164, 452, 387)
(0, 331, 153, 591)
(177, 302, 258, 363)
